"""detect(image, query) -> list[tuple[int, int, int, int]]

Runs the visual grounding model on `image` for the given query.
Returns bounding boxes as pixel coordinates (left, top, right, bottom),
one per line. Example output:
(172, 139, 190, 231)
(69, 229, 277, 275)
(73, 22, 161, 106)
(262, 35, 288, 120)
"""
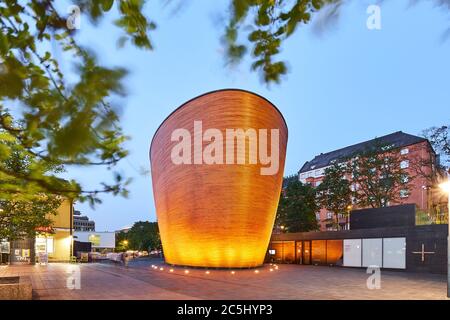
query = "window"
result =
(35, 238, 46, 254)
(88, 234, 101, 246)
(315, 181, 322, 187)
(400, 189, 409, 198)
(400, 160, 409, 169)
(315, 213, 321, 221)
(401, 175, 409, 183)
(35, 237, 53, 254)
(326, 212, 333, 219)
(381, 144, 395, 151)
(46, 238, 54, 254)
(400, 148, 409, 155)
(312, 240, 327, 265)
(326, 240, 343, 265)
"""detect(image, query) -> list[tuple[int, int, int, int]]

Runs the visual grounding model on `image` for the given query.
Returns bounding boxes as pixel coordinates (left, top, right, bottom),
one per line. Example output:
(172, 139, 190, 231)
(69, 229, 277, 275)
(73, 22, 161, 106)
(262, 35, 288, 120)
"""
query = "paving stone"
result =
(0, 259, 448, 299)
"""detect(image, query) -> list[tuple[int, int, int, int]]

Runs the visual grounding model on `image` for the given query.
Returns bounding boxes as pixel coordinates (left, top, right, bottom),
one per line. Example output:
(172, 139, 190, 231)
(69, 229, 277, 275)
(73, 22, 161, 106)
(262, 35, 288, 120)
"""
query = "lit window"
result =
(400, 160, 409, 169)
(46, 238, 54, 254)
(400, 189, 409, 198)
(400, 148, 409, 155)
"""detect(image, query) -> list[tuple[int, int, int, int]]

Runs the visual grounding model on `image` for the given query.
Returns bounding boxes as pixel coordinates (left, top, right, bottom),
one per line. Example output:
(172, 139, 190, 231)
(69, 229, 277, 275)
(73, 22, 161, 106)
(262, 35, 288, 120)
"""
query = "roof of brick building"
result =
(299, 131, 429, 173)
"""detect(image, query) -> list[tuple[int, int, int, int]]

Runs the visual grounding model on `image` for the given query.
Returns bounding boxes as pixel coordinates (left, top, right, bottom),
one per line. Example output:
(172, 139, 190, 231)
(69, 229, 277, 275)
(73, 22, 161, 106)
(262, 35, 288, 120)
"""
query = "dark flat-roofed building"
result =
(269, 204, 448, 274)
(73, 210, 95, 232)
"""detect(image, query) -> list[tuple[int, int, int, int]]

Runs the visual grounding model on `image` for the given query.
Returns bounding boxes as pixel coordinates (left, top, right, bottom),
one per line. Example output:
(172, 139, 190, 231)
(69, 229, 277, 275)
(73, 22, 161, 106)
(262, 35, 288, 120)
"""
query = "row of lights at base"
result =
(150, 263, 279, 275)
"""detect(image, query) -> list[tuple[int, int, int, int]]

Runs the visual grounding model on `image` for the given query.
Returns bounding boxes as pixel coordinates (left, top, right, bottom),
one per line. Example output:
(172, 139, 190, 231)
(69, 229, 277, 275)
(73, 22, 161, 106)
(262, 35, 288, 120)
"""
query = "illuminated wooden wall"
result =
(150, 89, 288, 268)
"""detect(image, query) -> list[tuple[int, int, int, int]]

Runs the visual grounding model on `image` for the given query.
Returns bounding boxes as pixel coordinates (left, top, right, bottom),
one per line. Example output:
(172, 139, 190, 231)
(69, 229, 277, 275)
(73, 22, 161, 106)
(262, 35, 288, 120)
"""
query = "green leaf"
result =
(102, 0, 114, 12)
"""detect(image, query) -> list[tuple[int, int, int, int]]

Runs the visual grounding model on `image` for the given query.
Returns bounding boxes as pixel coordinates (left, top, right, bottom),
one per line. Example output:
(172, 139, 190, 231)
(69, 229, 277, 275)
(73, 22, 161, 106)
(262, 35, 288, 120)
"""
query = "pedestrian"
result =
(122, 252, 129, 268)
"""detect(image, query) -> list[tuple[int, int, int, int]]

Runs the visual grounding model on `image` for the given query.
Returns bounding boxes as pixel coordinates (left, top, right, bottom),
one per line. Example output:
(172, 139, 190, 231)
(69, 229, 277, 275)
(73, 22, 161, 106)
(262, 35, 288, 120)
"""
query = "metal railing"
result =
(416, 210, 448, 225)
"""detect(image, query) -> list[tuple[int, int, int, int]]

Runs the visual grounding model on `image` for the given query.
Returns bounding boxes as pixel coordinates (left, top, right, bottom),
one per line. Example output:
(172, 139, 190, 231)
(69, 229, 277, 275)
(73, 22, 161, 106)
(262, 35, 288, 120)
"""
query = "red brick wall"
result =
(306, 141, 436, 231)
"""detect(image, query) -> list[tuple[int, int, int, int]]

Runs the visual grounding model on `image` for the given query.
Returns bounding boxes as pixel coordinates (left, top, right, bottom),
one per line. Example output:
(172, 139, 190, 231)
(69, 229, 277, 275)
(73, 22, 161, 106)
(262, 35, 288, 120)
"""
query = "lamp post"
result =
(439, 181, 450, 298)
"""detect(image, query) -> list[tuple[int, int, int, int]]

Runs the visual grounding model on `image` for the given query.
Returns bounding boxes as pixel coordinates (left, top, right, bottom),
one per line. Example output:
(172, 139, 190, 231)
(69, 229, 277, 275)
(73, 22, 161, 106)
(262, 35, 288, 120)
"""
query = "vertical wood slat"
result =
(150, 90, 288, 268)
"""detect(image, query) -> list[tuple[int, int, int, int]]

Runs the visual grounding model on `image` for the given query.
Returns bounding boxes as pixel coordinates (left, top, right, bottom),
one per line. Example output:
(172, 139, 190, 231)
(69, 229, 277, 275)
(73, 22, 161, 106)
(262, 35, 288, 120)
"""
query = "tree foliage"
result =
(316, 162, 351, 227)
(423, 125, 449, 171)
(115, 230, 128, 252)
(0, 133, 62, 240)
(224, 0, 339, 83)
(332, 141, 411, 209)
(121, 221, 160, 251)
(276, 178, 319, 232)
(224, 0, 450, 84)
(0, 0, 155, 205)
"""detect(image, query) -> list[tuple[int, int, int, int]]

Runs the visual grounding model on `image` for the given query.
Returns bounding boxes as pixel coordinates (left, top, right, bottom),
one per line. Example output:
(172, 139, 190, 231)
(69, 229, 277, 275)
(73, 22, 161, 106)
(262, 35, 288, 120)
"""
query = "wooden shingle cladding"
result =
(150, 89, 288, 268)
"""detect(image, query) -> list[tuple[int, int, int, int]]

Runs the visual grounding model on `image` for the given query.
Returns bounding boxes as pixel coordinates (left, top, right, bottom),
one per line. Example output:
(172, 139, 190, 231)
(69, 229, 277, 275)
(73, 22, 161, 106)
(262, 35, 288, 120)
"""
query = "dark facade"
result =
(73, 210, 95, 232)
(9, 239, 35, 265)
(350, 204, 416, 229)
(73, 240, 92, 257)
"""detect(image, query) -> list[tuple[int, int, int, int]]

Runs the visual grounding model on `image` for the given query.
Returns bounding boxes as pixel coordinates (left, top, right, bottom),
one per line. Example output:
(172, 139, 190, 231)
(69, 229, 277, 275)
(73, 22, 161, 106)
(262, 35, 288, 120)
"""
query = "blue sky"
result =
(61, 0, 450, 231)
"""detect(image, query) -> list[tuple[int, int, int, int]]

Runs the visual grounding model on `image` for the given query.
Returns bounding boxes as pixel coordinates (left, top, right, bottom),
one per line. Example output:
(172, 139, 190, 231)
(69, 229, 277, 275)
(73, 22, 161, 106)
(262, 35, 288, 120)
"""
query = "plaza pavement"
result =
(0, 258, 447, 300)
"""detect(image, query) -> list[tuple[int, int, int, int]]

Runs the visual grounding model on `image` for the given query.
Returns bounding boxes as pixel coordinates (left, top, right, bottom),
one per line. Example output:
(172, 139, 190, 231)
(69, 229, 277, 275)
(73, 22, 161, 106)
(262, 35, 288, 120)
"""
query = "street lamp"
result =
(439, 181, 450, 298)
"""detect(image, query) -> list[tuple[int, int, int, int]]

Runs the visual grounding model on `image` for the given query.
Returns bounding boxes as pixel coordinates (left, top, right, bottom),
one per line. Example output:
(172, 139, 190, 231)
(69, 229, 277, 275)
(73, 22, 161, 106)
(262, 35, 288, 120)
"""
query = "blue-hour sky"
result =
(60, 0, 450, 231)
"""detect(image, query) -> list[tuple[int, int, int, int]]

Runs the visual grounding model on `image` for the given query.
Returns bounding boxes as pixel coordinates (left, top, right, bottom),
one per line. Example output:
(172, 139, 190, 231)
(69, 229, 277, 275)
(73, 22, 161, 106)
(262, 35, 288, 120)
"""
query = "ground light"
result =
(150, 265, 278, 275)
(438, 180, 450, 298)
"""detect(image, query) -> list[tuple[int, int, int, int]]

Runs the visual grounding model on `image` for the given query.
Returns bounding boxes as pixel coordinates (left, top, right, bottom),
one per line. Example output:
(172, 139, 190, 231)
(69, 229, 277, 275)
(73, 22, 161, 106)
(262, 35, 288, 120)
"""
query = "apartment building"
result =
(298, 131, 439, 231)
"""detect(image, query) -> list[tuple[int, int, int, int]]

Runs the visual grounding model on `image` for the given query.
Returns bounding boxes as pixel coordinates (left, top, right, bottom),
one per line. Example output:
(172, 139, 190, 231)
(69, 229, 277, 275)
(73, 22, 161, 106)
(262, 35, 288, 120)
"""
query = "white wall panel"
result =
(383, 238, 406, 269)
(343, 239, 362, 267)
(362, 238, 382, 267)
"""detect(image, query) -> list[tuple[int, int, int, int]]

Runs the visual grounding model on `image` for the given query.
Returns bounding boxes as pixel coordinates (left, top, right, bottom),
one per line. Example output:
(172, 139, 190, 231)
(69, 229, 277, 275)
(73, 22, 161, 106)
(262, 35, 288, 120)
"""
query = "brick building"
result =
(298, 131, 443, 231)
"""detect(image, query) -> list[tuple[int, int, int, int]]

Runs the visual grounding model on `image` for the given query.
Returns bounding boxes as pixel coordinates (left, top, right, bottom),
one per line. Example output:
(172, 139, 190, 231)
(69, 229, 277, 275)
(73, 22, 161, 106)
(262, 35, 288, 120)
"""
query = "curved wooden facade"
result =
(150, 89, 288, 268)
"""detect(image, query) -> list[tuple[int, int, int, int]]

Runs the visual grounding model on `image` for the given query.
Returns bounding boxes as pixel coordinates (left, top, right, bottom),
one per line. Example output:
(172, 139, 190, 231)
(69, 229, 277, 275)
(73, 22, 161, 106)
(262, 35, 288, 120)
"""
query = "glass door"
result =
(295, 241, 302, 264)
(303, 241, 311, 265)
